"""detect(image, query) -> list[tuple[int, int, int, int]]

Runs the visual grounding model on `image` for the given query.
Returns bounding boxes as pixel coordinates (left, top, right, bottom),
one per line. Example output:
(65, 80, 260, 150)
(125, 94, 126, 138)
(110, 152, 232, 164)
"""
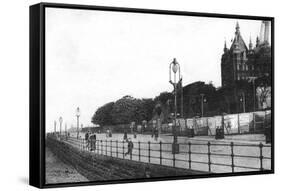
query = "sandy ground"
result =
(45, 147, 88, 184)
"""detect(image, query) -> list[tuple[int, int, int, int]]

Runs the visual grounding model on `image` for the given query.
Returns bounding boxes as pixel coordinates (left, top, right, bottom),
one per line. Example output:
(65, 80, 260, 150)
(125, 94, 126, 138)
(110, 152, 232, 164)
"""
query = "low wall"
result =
(46, 137, 203, 181)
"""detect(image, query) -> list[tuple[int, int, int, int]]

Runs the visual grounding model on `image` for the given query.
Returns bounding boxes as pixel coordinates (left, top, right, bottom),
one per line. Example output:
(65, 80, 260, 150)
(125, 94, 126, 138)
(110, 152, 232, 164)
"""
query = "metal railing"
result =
(61, 136, 271, 173)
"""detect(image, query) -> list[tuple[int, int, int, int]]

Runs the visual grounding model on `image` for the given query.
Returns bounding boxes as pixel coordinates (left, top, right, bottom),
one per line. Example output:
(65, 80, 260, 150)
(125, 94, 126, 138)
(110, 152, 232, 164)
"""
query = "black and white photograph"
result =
(29, 2, 273, 188)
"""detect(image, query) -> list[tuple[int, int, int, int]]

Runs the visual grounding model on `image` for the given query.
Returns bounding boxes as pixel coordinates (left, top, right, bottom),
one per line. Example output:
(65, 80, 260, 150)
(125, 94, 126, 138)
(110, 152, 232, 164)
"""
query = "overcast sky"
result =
(45, 7, 267, 132)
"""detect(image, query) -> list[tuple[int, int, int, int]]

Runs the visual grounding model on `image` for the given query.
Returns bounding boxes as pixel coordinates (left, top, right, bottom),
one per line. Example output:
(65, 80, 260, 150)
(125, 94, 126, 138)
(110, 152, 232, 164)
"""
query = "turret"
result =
(235, 22, 240, 36)
(249, 37, 253, 50)
(224, 40, 228, 53)
(256, 36, 260, 47)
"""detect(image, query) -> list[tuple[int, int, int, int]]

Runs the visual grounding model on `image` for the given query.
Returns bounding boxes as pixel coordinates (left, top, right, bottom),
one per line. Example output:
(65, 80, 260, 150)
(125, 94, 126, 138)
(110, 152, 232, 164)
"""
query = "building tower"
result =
(221, 22, 248, 87)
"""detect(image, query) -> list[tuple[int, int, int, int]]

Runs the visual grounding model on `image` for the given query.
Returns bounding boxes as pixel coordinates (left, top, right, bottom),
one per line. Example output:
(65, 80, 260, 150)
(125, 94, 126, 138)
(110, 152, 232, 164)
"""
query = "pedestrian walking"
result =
(88, 133, 96, 151)
(123, 131, 128, 141)
(85, 131, 89, 141)
(154, 128, 159, 141)
(85, 131, 90, 149)
(125, 138, 134, 157)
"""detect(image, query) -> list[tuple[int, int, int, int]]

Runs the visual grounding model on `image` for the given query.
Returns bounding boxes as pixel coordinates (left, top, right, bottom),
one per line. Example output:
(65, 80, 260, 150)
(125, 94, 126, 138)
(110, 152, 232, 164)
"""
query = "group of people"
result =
(84, 130, 134, 157)
(84, 131, 97, 151)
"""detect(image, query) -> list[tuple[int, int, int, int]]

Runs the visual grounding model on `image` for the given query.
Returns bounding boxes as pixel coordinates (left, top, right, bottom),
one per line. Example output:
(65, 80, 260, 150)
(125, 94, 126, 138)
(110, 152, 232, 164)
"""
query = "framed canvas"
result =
(29, 2, 274, 188)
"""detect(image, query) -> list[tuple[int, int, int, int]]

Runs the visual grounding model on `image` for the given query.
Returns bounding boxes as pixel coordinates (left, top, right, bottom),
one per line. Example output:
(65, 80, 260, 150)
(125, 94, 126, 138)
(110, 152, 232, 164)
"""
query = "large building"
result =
(221, 21, 271, 87)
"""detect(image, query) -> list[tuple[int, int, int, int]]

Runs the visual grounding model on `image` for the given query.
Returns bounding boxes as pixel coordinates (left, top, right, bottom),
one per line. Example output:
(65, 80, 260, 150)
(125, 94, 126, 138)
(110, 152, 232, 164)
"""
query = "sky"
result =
(45, 7, 267, 132)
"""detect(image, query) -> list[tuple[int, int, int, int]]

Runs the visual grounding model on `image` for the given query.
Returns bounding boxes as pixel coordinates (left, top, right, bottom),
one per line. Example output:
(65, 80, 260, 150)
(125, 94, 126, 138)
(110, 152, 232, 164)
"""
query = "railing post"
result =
(116, 140, 118, 158)
(230, 142, 234, 173)
(259, 142, 264, 170)
(123, 141, 125, 158)
(188, 142, 191, 169)
(82, 139, 86, 151)
(100, 140, 103, 154)
(110, 140, 112, 157)
(83, 139, 85, 151)
(160, 141, 162, 165)
(173, 143, 176, 167)
(138, 141, 141, 161)
(97, 140, 99, 154)
(130, 144, 132, 160)
(105, 140, 107, 156)
(207, 141, 211, 172)
(148, 141, 151, 163)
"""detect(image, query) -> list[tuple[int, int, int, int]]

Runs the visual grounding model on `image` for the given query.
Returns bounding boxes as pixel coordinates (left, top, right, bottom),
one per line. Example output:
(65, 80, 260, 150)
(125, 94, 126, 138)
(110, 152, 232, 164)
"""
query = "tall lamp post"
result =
(169, 58, 181, 154)
(65, 123, 67, 138)
(54, 120, 57, 134)
(59, 117, 63, 138)
(76, 107, 80, 139)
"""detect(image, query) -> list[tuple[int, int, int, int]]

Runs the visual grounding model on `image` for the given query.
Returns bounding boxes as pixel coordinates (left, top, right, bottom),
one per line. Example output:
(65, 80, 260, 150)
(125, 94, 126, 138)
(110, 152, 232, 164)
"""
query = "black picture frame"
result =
(30, 2, 274, 189)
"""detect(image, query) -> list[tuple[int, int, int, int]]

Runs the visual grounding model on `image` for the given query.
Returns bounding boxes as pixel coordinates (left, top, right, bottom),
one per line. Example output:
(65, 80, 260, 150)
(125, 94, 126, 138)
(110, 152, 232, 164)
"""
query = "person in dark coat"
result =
(123, 131, 128, 141)
(125, 138, 134, 157)
(154, 128, 159, 141)
(89, 133, 96, 151)
(85, 131, 90, 149)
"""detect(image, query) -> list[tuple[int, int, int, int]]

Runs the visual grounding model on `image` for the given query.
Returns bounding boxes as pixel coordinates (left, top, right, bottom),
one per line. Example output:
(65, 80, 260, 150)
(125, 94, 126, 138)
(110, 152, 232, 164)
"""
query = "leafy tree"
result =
(110, 96, 139, 124)
(154, 92, 173, 105)
(91, 102, 114, 126)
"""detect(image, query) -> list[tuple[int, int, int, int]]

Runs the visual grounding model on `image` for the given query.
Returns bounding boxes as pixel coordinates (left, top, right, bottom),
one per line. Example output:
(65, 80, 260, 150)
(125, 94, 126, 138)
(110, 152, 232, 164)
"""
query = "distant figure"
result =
(85, 131, 89, 141)
(123, 131, 128, 141)
(88, 133, 96, 151)
(85, 131, 90, 149)
(125, 138, 134, 157)
(133, 132, 137, 138)
(154, 128, 158, 141)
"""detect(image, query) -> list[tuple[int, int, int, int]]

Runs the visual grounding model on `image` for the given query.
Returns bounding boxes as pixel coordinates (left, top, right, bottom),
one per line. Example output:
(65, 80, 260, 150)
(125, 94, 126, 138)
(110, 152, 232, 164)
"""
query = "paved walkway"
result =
(63, 133, 271, 174)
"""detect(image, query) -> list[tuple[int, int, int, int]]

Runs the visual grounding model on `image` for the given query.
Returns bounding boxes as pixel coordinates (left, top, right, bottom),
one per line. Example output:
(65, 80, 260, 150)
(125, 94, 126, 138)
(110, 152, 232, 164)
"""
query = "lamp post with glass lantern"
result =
(169, 58, 181, 154)
(65, 123, 67, 139)
(54, 120, 57, 134)
(76, 107, 80, 139)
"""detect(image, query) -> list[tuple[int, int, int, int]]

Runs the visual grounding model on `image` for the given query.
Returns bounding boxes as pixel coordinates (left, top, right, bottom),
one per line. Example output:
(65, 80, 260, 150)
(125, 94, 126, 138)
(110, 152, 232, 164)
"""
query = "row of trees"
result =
(92, 75, 271, 126)
(91, 95, 158, 126)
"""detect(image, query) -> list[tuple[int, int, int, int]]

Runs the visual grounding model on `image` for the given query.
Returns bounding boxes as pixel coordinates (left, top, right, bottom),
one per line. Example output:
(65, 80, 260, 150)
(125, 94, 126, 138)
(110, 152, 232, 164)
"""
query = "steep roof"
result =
(229, 22, 248, 53)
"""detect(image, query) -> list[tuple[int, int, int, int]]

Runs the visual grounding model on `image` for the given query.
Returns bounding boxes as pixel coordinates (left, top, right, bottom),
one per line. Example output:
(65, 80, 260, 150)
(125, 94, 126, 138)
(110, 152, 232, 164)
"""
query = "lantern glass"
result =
(76, 107, 80, 116)
(59, 117, 63, 123)
(172, 63, 178, 73)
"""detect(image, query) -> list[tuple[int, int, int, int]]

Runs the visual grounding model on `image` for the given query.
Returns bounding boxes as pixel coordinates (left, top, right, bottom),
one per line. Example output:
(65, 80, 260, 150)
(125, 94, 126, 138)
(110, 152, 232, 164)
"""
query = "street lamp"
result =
(76, 107, 80, 139)
(65, 123, 67, 137)
(169, 58, 181, 154)
(54, 120, 56, 134)
(59, 117, 63, 138)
